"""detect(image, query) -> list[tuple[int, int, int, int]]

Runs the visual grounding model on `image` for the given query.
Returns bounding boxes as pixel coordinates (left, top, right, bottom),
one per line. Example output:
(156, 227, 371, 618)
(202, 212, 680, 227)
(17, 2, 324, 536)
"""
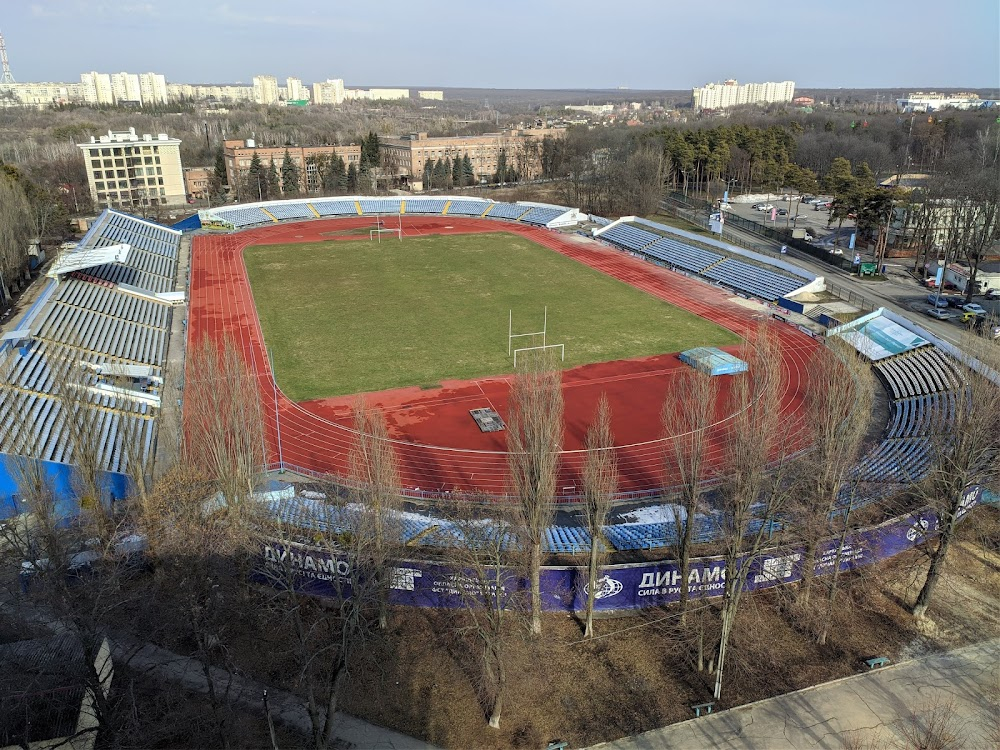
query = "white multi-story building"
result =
(0, 81, 83, 108)
(139, 72, 168, 105)
(81, 71, 115, 105)
(344, 87, 409, 101)
(252, 75, 279, 105)
(286, 77, 308, 102)
(312, 78, 346, 105)
(78, 127, 186, 209)
(896, 92, 985, 112)
(417, 90, 444, 101)
(110, 72, 142, 104)
(692, 79, 795, 110)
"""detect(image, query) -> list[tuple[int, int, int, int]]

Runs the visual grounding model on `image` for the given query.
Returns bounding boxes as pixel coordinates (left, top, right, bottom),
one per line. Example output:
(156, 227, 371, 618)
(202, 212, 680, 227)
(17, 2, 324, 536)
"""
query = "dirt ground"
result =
(325, 509, 1000, 749)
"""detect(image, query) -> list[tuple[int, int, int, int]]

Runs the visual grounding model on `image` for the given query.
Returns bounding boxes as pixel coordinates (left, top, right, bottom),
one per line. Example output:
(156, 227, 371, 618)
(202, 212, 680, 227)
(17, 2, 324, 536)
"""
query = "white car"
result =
(756, 203, 774, 212)
(719, 202, 732, 210)
(962, 303, 988, 316)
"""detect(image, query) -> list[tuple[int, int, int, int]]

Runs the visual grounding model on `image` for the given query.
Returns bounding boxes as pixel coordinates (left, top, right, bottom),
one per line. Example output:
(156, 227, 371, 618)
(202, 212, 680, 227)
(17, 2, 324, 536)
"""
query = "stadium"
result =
(1, 194, 995, 611)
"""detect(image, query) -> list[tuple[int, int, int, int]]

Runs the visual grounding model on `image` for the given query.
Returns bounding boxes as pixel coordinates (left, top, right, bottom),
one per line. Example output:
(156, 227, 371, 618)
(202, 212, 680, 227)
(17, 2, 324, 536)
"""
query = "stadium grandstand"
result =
(0, 209, 183, 518)
(199, 196, 587, 230)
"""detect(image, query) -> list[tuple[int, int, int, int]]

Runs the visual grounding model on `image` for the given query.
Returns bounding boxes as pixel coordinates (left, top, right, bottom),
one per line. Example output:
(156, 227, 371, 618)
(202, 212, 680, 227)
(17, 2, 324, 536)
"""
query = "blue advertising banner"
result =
(254, 489, 983, 613)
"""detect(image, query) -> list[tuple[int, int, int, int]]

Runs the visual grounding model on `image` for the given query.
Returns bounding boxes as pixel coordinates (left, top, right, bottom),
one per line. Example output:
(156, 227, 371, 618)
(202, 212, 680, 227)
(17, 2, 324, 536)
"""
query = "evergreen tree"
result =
(462, 153, 475, 185)
(423, 159, 433, 189)
(346, 162, 358, 192)
(360, 131, 381, 172)
(246, 151, 265, 200)
(324, 154, 346, 193)
(208, 147, 227, 202)
(335, 156, 348, 191)
(280, 149, 301, 195)
(433, 159, 447, 186)
(443, 157, 453, 187)
(452, 155, 462, 187)
(214, 147, 228, 187)
(265, 160, 280, 198)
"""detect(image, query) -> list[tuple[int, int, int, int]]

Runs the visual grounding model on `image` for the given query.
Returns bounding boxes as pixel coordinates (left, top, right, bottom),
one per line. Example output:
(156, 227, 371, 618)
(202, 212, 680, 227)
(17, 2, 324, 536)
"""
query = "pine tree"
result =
(462, 154, 474, 185)
(265, 160, 280, 198)
(334, 156, 348, 191)
(214, 148, 228, 187)
(246, 152, 264, 200)
(346, 162, 358, 192)
(423, 160, 433, 189)
(443, 157, 453, 187)
(452, 155, 462, 187)
(360, 131, 381, 172)
(280, 149, 301, 195)
(433, 159, 447, 186)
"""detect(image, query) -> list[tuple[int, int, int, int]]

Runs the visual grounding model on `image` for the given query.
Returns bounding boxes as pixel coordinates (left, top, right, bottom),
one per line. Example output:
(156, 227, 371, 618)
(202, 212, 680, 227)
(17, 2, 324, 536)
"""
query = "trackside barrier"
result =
(254, 487, 990, 612)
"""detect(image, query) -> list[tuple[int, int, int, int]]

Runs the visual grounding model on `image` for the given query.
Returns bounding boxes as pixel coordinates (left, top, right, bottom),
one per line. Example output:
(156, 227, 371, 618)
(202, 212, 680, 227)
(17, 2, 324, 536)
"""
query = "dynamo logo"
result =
(586, 574, 624, 600)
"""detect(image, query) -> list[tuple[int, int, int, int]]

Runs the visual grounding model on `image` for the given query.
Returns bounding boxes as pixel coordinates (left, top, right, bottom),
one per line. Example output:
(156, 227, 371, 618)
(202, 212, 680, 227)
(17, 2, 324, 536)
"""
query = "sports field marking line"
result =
(202, 218, 815, 461)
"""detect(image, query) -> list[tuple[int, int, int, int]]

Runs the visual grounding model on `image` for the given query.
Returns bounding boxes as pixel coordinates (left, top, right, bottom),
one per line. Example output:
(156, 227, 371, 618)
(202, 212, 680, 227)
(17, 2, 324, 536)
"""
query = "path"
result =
(591, 637, 1000, 750)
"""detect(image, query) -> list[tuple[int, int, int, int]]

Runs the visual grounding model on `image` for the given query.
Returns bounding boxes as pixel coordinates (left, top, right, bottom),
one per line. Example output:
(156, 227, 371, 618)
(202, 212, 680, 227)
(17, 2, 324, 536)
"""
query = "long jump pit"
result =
(187, 215, 820, 502)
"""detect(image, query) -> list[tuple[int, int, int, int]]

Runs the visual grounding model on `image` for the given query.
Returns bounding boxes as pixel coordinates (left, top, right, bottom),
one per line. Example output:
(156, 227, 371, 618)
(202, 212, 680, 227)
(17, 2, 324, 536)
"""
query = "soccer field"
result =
(244, 232, 739, 401)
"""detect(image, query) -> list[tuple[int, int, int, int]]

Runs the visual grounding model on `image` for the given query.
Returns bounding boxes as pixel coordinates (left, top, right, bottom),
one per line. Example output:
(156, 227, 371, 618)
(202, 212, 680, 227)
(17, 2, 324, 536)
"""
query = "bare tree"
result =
(581, 393, 617, 638)
(663, 367, 719, 623)
(347, 397, 403, 629)
(0, 170, 33, 305)
(507, 351, 563, 636)
(713, 325, 791, 701)
(910, 337, 1000, 619)
(442, 499, 527, 729)
(183, 335, 265, 507)
(793, 342, 873, 607)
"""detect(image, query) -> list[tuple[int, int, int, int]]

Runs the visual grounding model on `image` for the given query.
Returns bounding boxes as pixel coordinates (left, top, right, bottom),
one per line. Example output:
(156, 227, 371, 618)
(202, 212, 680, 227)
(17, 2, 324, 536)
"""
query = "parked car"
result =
(985, 289, 1000, 300)
(962, 303, 988, 316)
(814, 201, 832, 210)
(757, 203, 774, 212)
(801, 196, 817, 204)
(777, 208, 788, 216)
(926, 294, 949, 308)
(946, 296, 966, 308)
(925, 307, 956, 320)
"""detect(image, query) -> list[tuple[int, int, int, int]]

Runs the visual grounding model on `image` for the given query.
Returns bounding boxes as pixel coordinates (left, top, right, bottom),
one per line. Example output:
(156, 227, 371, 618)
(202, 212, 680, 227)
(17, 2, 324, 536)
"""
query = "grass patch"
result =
(244, 232, 738, 400)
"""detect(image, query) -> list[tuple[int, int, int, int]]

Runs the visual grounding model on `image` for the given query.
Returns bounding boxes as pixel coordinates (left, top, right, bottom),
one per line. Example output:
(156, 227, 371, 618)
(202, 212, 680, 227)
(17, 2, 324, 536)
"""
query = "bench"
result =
(865, 656, 890, 670)
(692, 701, 715, 717)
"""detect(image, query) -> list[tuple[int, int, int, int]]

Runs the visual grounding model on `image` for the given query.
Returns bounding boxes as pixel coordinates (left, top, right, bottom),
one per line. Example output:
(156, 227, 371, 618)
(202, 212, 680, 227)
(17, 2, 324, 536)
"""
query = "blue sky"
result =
(8, 0, 999, 89)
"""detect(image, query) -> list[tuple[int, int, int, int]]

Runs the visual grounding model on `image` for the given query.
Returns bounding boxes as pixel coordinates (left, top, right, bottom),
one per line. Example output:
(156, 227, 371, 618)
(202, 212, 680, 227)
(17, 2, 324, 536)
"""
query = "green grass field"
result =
(244, 232, 739, 400)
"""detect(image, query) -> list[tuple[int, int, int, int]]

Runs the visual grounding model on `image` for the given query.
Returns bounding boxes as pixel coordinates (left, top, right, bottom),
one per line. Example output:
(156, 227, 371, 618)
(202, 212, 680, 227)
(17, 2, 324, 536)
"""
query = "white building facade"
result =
(253, 75, 279, 105)
(79, 127, 186, 209)
(692, 80, 795, 110)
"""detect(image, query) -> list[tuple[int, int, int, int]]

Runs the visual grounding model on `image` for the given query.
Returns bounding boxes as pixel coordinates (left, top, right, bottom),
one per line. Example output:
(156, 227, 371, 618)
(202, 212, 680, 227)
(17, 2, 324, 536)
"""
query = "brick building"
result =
(381, 128, 565, 188)
(222, 139, 362, 197)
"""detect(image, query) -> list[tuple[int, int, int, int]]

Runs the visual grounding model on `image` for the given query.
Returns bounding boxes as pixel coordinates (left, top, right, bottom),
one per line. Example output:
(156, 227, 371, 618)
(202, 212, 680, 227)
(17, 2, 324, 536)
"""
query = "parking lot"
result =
(722, 196, 857, 248)
(910, 290, 1000, 337)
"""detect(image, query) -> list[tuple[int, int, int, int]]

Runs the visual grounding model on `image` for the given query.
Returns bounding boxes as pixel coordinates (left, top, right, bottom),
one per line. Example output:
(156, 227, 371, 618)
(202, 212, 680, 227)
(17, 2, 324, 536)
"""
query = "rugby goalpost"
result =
(508, 306, 565, 370)
(369, 212, 402, 242)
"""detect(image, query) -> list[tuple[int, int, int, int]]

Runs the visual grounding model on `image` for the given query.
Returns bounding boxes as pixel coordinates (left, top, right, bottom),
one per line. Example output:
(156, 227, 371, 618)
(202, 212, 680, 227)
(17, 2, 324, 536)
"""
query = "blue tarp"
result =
(679, 347, 748, 376)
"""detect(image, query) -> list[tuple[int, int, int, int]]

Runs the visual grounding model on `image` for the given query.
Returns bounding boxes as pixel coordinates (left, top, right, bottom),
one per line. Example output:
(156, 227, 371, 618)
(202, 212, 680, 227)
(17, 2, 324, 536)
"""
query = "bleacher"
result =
(599, 223, 660, 252)
(485, 202, 528, 220)
(886, 392, 957, 439)
(700, 258, 802, 301)
(404, 199, 447, 215)
(643, 237, 722, 274)
(214, 206, 274, 228)
(359, 198, 404, 214)
(311, 199, 360, 217)
(265, 202, 314, 220)
(874, 347, 961, 400)
(446, 199, 490, 216)
(519, 206, 567, 226)
(0, 209, 178, 480)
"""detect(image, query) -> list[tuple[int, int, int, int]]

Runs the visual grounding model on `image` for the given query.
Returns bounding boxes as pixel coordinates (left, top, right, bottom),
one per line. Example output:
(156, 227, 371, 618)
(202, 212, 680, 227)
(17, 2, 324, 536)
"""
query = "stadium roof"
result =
(47, 243, 130, 278)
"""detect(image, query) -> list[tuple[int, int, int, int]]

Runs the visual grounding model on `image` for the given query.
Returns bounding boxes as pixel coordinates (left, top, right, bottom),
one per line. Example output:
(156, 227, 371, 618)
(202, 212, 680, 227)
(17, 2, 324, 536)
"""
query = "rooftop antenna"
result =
(0, 30, 15, 84)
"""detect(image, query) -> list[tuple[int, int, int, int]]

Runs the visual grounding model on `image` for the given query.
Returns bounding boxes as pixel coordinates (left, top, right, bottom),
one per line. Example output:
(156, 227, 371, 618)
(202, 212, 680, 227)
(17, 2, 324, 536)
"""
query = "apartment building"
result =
(110, 72, 142, 104)
(222, 139, 362, 196)
(81, 71, 115, 105)
(253, 75, 280, 105)
(344, 87, 409, 101)
(286, 77, 308, 102)
(313, 78, 346, 105)
(691, 79, 795, 110)
(417, 90, 444, 101)
(79, 127, 185, 209)
(139, 73, 168, 105)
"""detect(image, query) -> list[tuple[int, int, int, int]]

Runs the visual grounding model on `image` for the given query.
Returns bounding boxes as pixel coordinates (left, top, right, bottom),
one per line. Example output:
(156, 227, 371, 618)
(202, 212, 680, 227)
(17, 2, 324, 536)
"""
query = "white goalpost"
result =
(508, 306, 565, 369)
(369, 212, 402, 242)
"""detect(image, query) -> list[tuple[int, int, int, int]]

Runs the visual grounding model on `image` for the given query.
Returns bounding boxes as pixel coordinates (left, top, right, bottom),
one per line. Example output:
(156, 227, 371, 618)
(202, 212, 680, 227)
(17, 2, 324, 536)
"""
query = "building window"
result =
(103, 159, 112, 168)
(156, 167, 162, 175)
(152, 146, 159, 154)
(113, 148, 122, 156)
(104, 170, 114, 179)
(95, 181, 104, 189)
(92, 171, 102, 180)
(101, 148, 111, 157)
(91, 159, 101, 168)
(114, 158, 124, 167)
(117, 170, 126, 178)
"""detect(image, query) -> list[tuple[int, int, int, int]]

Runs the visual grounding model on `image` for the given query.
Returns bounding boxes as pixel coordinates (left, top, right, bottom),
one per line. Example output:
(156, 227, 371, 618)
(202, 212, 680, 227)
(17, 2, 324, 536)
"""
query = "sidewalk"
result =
(591, 637, 1000, 750)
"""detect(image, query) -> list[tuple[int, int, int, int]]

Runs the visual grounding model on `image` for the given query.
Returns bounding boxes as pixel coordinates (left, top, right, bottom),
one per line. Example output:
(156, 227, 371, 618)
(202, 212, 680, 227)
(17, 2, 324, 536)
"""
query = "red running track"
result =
(187, 216, 820, 500)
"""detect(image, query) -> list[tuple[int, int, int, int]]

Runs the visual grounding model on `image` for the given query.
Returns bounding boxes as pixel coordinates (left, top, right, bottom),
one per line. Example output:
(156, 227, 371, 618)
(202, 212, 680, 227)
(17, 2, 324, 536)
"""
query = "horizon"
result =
(6, 0, 999, 90)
